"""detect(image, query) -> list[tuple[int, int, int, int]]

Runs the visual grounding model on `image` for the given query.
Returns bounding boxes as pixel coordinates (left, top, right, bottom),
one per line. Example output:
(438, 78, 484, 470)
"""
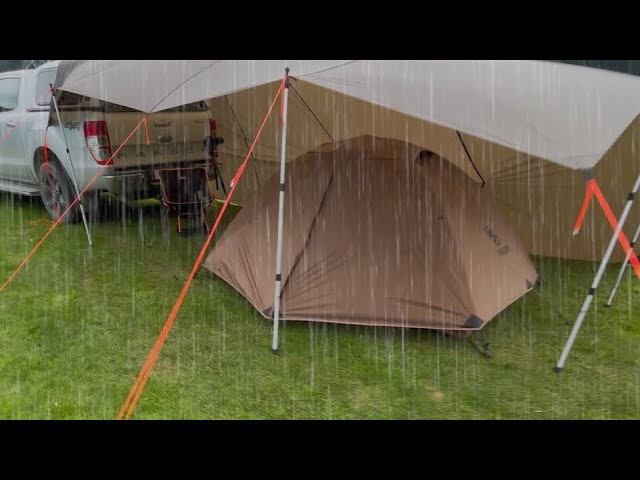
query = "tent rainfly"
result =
(204, 135, 539, 331)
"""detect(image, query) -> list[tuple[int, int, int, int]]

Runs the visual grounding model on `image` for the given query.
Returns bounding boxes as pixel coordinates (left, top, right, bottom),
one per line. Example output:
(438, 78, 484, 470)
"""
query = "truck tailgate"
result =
(106, 110, 210, 169)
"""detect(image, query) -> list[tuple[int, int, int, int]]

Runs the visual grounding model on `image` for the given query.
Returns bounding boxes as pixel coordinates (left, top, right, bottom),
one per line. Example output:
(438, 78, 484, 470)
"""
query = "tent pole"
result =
(271, 68, 290, 354)
(555, 172, 640, 372)
(605, 222, 640, 308)
(50, 87, 93, 246)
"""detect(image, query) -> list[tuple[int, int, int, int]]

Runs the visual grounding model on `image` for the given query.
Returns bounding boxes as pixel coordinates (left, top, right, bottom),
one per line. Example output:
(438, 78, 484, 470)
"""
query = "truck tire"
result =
(37, 161, 80, 224)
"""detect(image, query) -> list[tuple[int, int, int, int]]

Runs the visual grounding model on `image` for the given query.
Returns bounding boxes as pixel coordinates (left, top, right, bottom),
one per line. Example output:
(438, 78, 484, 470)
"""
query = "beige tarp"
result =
(204, 136, 538, 330)
(55, 60, 640, 262)
(210, 79, 640, 262)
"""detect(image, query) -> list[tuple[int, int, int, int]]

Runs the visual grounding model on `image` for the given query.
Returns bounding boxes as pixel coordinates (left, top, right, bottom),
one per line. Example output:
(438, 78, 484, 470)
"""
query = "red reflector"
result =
(84, 120, 109, 138)
(84, 120, 112, 165)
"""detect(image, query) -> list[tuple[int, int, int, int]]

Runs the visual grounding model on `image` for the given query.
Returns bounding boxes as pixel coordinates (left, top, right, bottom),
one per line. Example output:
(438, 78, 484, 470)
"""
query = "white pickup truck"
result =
(0, 60, 222, 222)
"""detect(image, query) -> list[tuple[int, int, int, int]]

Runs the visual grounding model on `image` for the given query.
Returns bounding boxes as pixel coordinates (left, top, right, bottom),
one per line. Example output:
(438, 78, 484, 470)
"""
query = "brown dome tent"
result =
(204, 136, 538, 331)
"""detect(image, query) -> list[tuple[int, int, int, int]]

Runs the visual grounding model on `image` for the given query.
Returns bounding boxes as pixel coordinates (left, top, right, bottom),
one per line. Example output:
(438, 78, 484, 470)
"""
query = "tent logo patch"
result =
(484, 225, 511, 256)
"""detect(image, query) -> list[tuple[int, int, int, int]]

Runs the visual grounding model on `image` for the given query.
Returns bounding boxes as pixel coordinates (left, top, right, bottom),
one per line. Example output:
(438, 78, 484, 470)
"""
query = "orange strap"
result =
(574, 179, 640, 280)
(117, 78, 287, 420)
(573, 179, 596, 235)
(143, 117, 150, 145)
(0, 117, 147, 295)
(591, 181, 640, 278)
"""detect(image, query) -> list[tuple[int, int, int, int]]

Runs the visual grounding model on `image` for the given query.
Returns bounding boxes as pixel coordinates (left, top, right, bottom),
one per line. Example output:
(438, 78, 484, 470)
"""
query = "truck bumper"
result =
(92, 161, 215, 200)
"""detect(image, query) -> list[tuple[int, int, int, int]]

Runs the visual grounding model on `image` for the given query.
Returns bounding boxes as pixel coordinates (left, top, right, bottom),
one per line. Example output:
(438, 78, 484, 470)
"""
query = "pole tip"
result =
(553, 366, 563, 373)
(272, 348, 279, 355)
(572, 229, 580, 236)
(604, 303, 611, 308)
(285, 67, 289, 75)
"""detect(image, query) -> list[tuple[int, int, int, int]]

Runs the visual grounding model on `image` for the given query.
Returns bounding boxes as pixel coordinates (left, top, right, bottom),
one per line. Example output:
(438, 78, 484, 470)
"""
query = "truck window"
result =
(102, 100, 209, 113)
(158, 101, 209, 113)
(0, 78, 20, 112)
(35, 69, 57, 106)
(57, 91, 86, 106)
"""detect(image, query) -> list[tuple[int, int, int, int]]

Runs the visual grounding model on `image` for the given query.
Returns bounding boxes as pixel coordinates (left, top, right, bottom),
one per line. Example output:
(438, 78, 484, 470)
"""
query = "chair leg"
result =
(201, 204, 210, 233)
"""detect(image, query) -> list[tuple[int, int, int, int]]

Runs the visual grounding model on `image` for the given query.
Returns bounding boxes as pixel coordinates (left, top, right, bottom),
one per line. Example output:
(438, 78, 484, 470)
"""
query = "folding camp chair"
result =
(157, 167, 214, 234)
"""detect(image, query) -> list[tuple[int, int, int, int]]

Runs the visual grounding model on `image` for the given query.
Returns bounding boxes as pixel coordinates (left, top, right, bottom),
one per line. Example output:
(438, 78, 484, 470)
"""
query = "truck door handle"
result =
(5, 121, 16, 128)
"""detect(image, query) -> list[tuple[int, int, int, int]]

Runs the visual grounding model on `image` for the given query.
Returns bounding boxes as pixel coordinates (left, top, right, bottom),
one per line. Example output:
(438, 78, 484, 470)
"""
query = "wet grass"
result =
(0, 192, 639, 419)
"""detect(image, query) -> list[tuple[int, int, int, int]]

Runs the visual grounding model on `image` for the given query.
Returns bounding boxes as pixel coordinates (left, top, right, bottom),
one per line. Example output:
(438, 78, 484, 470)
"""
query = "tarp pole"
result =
(50, 87, 93, 246)
(555, 172, 640, 372)
(605, 222, 640, 307)
(271, 68, 290, 354)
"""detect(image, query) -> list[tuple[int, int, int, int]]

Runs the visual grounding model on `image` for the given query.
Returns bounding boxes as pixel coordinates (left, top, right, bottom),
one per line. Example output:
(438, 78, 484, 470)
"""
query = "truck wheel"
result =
(37, 161, 80, 224)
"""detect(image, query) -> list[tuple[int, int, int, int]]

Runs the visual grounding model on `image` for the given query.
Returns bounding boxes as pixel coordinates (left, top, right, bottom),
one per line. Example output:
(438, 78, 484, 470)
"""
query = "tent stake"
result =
(555, 172, 640, 372)
(271, 68, 290, 354)
(605, 222, 640, 308)
(468, 331, 492, 357)
(50, 86, 93, 246)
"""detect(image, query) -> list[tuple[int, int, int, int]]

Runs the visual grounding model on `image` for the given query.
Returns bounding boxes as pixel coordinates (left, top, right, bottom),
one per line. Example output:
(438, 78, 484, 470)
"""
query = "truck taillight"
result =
(84, 120, 112, 165)
(209, 117, 217, 136)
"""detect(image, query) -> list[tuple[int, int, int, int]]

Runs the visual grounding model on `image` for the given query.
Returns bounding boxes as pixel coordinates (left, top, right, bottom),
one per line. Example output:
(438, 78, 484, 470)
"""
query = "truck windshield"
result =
(57, 92, 209, 114)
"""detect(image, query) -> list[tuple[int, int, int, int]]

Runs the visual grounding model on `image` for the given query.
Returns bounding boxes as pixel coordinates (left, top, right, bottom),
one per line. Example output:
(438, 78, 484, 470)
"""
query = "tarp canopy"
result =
(204, 136, 538, 330)
(54, 60, 640, 261)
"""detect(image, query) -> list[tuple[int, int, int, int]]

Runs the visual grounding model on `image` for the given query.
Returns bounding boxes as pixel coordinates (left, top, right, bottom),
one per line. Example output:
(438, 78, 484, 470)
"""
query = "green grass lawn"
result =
(1, 192, 639, 419)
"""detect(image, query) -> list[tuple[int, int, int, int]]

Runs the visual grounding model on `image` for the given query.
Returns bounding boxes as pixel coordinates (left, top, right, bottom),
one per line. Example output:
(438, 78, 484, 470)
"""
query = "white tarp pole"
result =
(555, 172, 640, 372)
(605, 222, 640, 308)
(51, 88, 93, 246)
(271, 69, 290, 354)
